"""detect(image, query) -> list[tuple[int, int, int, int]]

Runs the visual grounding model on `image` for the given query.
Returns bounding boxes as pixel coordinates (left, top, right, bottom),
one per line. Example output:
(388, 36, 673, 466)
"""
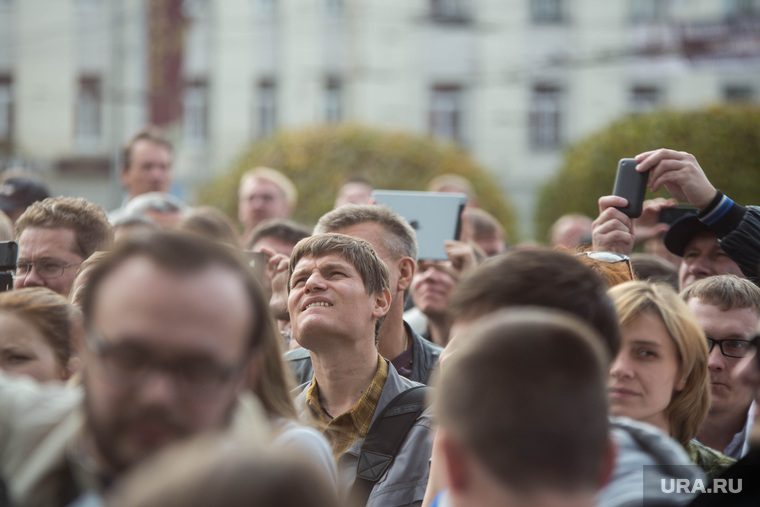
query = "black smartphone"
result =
(612, 158, 648, 218)
(0, 241, 18, 292)
(659, 205, 698, 225)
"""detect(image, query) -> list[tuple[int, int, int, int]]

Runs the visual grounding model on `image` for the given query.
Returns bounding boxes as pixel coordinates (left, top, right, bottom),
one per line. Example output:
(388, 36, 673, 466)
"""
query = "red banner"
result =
(147, 0, 187, 127)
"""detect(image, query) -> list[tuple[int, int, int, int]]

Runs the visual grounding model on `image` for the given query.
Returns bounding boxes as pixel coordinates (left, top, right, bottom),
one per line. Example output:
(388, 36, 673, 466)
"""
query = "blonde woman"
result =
(608, 281, 734, 477)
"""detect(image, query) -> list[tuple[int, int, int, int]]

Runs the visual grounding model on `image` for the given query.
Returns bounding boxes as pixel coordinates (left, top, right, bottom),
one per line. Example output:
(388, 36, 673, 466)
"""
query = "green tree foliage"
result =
(535, 105, 760, 241)
(199, 124, 518, 241)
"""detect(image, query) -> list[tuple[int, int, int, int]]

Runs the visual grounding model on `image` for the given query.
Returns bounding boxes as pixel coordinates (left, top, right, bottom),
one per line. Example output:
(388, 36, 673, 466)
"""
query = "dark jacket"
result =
(688, 445, 760, 507)
(284, 322, 442, 385)
(699, 193, 760, 284)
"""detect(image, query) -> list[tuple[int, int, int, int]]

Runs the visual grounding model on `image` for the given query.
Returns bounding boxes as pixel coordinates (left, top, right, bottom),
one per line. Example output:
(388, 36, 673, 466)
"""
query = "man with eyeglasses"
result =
(14, 197, 112, 296)
(681, 275, 760, 460)
(689, 326, 760, 507)
(1, 232, 269, 506)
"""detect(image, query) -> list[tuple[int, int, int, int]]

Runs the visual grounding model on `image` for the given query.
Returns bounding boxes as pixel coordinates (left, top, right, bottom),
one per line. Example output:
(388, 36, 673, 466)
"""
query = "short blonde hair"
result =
(240, 167, 298, 209)
(609, 281, 710, 447)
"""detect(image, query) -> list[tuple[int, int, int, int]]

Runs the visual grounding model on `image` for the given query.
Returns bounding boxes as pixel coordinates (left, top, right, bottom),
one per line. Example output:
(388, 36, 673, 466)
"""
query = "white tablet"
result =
(371, 190, 467, 261)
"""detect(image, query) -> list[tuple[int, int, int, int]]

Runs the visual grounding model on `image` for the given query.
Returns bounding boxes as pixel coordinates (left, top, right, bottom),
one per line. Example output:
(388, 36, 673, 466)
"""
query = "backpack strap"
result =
(350, 385, 429, 506)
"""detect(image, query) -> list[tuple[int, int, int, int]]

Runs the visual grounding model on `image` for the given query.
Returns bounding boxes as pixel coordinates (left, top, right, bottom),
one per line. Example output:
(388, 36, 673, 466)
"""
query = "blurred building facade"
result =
(1, 0, 758, 236)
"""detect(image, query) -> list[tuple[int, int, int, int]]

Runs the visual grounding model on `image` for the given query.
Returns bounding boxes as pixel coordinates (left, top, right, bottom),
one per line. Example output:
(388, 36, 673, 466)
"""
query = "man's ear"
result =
(396, 256, 415, 293)
(598, 435, 617, 489)
(439, 429, 470, 493)
(372, 288, 392, 319)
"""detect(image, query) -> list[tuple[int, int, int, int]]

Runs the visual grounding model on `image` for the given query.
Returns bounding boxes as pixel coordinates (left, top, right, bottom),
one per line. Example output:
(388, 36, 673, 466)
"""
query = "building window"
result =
(183, 80, 208, 145)
(325, 77, 342, 124)
(256, 79, 277, 138)
(724, 0, 759, 19)
(630, 0, 670, 22)
(430, 0, 471, 23)
(630, 85, 662, 113)
(0, 76, 12, 143)
(531, 0, 564, 23)
(724, 85, 755, 103)
(429, 85, 463, 144)
(325, 0, 343, 16)
(529, 84, 562, 149)
(76, 76, 102, 148)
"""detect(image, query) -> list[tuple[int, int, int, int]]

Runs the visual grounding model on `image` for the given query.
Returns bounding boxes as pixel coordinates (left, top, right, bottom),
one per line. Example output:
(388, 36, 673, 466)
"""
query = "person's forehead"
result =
(340, 182, 372, 196)
(688, 299, 759, 334)
(335, 222, 392, 258)
(18, 227, 81, 260)
(130, 139, 171, 161)
(92, 257, 252, 340)
(0, 311, 48, 345)
(684, 231, 720, 252)
(242, 178, 284, 197)
(293, 252, 357, 273)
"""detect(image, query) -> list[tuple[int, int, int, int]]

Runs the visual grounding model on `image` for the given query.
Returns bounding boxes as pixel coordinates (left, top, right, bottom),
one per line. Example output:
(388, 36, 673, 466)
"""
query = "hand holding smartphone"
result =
(612, 158, 648, 218)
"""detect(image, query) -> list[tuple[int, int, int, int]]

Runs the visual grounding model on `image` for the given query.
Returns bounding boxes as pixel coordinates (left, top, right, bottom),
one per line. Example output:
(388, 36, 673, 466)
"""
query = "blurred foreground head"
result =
(78, 231, 273, 473)
(448, 247, 621, 361)
(434, 309, 612, 506)
(107, 433, 338, 507)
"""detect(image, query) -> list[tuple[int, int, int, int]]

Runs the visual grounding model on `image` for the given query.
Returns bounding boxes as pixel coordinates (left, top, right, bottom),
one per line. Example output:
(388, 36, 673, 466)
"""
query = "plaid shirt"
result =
(305, 355, 388, 459)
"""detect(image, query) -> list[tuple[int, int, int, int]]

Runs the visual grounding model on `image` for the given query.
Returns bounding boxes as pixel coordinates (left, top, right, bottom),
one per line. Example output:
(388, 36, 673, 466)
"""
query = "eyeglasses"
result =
(576, 251, 634, 280)
(745, 335, 760, 368)
(706, 337, 753, 358)
(14, 260, 82, 279)
(86, 331, 248, 401)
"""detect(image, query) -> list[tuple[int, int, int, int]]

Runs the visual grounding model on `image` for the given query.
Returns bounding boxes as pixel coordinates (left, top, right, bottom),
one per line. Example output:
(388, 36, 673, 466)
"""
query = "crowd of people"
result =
(0, 128, 759, 507)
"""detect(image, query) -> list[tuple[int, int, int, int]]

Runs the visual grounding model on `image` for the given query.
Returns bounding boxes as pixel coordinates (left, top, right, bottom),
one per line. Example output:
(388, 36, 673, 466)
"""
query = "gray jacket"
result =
(599, 417, 705, 507)
(293, 361, 434, 507)
(285, 322, 442, 385)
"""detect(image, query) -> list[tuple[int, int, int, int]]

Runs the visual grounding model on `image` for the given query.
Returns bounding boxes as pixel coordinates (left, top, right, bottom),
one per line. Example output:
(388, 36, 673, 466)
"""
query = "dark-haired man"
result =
(431, 309, 614, 507)
(119, 128, 173, 203)
(1, 232, 269, 506)
(423, 247, 701, 507)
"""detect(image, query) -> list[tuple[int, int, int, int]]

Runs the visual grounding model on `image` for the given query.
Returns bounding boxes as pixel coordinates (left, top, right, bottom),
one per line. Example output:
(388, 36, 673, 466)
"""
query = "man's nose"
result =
(17, 266, 46, 288)
(707, 345, 726, 372)
(134, 369, 179, 406)
(688, 255, 713, 277)
(304, 272, 326, 292)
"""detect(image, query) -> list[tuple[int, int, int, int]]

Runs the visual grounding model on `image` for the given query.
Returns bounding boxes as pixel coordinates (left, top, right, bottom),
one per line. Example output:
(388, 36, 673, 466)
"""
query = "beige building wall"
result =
(2, 0, 759, 237)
